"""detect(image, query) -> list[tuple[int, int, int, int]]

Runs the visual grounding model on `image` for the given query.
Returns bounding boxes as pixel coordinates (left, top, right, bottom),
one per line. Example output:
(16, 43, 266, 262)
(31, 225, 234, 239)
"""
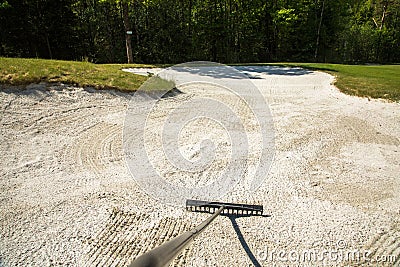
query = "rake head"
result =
(186, 199, 263, 216)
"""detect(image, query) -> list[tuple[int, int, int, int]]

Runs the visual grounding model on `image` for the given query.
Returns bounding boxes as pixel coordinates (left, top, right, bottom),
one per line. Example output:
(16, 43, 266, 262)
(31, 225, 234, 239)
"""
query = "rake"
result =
(129, 199, 263, 267)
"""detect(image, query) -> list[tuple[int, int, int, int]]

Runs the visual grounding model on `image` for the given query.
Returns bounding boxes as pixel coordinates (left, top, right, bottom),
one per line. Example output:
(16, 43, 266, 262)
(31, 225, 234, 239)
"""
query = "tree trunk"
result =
(314, 0, 325, 61)
(121, 1, 133, 64)
(380, 0, 389, 30)
(45, 33, 53, 59)
(373, 0, 389, 30)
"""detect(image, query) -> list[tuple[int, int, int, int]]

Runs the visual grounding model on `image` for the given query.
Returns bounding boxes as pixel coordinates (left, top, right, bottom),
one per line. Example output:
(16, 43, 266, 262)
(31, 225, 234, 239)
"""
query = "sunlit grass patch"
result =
(0, 57, 157, 91)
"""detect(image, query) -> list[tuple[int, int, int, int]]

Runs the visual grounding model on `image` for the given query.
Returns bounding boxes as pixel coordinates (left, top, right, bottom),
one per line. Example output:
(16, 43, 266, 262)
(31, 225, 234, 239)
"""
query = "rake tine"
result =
(186, 199, 263, 216)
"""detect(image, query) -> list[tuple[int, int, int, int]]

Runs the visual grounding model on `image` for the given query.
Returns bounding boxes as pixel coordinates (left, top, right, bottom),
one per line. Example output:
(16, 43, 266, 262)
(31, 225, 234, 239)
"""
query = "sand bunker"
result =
(1, 66, 399, 266)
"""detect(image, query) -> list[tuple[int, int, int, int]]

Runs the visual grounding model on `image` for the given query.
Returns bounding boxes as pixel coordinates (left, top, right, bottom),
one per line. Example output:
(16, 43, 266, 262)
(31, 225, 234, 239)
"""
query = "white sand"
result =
(1, 66, 399, 266)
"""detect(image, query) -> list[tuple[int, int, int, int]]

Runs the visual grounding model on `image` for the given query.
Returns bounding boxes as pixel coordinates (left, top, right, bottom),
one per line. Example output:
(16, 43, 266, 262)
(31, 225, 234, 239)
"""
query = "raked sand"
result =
(1, 66, 399, 266)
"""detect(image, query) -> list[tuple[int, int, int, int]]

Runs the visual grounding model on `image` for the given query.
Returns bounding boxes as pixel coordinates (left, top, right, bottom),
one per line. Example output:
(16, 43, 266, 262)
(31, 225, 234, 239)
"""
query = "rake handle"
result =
(129, 206, 224, 267)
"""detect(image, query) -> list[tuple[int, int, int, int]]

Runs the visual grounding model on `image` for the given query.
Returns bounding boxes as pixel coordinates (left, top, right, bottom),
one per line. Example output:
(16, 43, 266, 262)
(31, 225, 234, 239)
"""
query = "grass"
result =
(1, 58, 399, 101)
(139, 75, 176, 92)
(0, 57, 155, 91)
(264, 63, 400, 102)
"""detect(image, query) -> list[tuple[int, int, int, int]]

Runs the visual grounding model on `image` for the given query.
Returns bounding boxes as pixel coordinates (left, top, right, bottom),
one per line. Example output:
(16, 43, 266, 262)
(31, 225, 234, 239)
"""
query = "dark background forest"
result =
(0, 0, 399, 64)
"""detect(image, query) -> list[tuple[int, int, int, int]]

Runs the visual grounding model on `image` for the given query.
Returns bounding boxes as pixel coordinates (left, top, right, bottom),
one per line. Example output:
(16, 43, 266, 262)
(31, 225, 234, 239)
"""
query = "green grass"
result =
(0, 57, 156, 91)
(266, 63, 400, 102)
(2, 58, 399, 101)
(139, 75, 176, 91)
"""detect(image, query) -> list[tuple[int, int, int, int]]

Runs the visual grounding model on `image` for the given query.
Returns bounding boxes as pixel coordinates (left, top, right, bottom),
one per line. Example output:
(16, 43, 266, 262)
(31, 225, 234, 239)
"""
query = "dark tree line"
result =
(0, 0, 399, 64)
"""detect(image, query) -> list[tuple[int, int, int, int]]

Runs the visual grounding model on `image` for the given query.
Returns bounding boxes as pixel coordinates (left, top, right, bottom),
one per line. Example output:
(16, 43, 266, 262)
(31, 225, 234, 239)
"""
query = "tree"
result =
(97, 0, 133, 63)
(314, 0, 326, 60)
(121, 0, 133, 63)
(1, 0, 399, 63)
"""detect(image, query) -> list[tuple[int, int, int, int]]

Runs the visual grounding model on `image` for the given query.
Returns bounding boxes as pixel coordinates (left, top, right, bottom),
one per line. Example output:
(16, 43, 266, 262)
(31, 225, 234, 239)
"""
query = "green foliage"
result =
(275, 8, 298, 24)
(0, 1, 10, 9)
(0, 0, 399, 63)
(338, 0, 400, 63)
